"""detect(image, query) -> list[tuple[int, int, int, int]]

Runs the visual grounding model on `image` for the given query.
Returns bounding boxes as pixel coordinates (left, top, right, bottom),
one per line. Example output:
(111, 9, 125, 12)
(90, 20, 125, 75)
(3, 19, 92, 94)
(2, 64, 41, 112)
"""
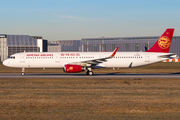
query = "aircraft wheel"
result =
(86, 71, 93, 76)
(89, 71, 93, 76)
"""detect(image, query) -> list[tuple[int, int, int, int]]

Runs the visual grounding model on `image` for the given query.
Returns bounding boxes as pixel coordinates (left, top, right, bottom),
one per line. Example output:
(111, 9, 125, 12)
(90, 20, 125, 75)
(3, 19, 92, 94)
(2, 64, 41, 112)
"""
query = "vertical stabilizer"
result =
(146, 29, 174, 53)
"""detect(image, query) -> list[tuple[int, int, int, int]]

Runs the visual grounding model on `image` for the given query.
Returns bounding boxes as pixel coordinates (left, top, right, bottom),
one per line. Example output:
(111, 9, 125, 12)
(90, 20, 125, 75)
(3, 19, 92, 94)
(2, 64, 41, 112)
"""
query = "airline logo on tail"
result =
(146, 28, 174, 53)
(158, 36, 171, 49)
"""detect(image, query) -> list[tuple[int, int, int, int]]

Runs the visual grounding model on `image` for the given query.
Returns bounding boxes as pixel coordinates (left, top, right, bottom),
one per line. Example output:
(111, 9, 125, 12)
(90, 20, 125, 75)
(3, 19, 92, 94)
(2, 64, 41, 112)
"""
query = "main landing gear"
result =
(86, 70, 93, 76)
(21, 68, 25, 76)
(86, 67, 93, 76)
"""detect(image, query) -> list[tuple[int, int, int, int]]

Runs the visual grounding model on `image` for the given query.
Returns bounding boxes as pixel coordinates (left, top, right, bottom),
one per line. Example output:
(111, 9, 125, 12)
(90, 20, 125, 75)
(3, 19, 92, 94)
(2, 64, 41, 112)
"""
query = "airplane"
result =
(2, 28, 177, 76)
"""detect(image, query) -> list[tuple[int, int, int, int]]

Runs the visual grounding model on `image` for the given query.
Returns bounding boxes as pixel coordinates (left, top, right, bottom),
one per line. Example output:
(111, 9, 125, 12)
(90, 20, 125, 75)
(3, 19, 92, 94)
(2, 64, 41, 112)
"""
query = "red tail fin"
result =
(146, 28, 174, 53)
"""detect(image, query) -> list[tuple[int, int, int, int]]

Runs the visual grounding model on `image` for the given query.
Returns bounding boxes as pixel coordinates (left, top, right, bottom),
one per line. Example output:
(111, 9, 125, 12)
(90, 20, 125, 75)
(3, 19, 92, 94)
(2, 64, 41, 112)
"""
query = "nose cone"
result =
(3, 60, 8, 67)
(3, 59, 11, 67)
(3, 59, 16, 67)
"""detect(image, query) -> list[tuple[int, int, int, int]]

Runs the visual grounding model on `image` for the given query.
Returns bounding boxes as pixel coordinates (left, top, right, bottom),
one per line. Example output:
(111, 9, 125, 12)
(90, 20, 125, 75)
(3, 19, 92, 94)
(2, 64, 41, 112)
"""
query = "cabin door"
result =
(20, 53, 25, 63)
(145, 53, 150, 62)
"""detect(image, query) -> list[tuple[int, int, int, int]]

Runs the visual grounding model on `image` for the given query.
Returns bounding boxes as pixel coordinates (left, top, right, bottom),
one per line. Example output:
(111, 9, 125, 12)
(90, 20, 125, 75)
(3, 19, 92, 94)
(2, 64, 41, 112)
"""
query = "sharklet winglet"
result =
(111, 47, 119, 57)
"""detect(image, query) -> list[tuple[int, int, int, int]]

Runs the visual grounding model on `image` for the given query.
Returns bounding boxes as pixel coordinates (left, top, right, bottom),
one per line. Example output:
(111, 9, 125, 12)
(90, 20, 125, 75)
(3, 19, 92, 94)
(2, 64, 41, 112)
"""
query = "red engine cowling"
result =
(64, 64, 85, 73)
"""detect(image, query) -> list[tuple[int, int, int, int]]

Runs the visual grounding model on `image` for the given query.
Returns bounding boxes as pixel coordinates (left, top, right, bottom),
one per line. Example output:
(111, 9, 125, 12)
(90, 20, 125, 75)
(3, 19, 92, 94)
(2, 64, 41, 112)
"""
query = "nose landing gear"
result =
(21, 68, 25, 76)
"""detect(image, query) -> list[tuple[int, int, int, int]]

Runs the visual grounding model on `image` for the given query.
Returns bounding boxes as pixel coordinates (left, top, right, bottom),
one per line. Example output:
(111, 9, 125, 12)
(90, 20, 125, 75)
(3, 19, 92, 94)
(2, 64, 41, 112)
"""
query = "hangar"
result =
(48, 36, 180, 57)
(81, 36, 180, 53)
(0, 34, 47, 62)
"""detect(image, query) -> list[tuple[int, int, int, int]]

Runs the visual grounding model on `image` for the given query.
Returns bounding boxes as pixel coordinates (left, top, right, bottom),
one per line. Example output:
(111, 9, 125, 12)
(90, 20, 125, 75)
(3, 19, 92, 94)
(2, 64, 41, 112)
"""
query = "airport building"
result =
(0, 34, 47, 62)
(48, 36, 180, 57)
(81, 36, 180, 54)
(48, 40, 81, 52)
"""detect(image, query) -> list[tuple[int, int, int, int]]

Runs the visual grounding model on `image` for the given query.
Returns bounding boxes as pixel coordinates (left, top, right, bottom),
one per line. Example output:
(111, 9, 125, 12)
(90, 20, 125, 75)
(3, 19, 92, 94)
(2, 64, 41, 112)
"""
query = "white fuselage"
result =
(3, 52, 174, 69)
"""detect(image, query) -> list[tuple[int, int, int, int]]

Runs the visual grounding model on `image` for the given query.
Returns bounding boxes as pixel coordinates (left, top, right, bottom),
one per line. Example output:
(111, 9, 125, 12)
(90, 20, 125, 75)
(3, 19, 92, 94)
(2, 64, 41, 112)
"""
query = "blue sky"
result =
(0, 0, 180, 40)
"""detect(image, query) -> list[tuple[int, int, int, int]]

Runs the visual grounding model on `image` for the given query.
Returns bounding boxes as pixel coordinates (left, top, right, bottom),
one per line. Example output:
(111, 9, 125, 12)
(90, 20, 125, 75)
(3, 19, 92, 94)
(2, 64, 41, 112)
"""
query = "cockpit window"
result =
(10, 56, 15, 59)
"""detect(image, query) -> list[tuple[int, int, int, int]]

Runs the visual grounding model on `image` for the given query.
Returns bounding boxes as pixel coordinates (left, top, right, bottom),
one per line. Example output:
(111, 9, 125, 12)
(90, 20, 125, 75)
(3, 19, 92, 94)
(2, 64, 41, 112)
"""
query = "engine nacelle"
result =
(63, 64, 85, 73)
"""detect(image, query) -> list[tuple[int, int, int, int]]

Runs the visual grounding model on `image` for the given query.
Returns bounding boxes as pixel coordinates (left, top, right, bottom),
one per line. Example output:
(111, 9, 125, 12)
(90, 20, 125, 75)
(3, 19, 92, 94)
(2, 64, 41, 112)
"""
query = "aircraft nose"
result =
(3, 60, 10, 67)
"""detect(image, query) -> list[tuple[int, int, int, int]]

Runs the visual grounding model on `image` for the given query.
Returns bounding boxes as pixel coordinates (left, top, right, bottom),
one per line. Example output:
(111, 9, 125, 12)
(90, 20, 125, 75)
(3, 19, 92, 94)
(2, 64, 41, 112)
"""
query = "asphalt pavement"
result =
(0, 73, 180, 79)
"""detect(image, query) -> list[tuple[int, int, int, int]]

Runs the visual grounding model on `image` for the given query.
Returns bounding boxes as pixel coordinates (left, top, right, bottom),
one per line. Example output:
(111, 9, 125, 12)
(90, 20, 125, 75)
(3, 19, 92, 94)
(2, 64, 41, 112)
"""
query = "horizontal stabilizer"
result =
(158, 53, 178, 59)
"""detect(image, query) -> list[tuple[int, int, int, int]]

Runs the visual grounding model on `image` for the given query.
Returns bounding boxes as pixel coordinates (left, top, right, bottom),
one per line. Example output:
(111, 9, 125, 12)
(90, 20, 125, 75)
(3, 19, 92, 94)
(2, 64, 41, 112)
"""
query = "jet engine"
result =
(63, 64, 85, 73)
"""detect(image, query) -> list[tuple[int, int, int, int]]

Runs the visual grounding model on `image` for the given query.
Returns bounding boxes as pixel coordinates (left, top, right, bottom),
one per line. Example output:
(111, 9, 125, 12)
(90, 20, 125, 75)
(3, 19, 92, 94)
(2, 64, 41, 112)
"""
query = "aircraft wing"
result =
(67, 47, 118, 66)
